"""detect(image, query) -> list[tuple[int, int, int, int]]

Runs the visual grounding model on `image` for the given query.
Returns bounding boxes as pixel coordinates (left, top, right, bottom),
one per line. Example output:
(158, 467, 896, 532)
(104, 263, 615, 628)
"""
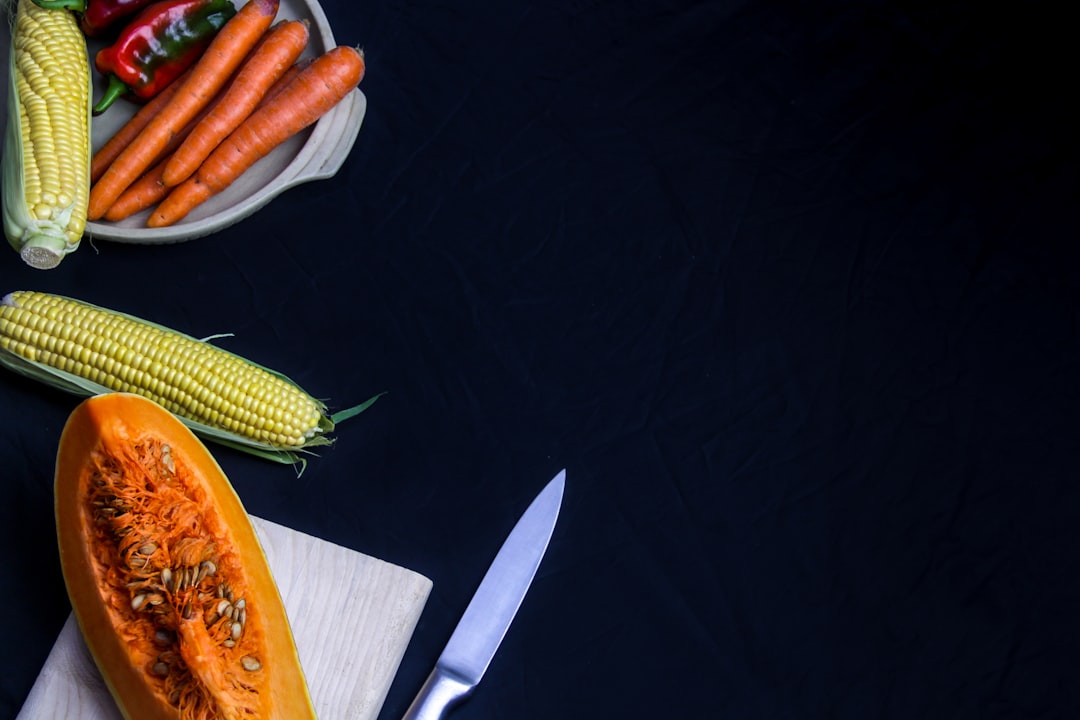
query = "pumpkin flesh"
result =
(55, 392, 317, 720)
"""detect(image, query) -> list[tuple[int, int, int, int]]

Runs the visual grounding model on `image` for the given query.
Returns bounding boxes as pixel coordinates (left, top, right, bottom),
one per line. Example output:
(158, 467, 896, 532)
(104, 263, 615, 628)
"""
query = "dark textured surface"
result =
(2, 1, 1079, 718)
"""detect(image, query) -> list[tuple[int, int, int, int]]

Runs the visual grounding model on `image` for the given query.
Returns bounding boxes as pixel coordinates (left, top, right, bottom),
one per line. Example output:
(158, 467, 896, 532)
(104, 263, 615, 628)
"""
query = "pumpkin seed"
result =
(241, 656, 262, 672)
(198, 559, 216, 583)
(161, 445, 175, 473)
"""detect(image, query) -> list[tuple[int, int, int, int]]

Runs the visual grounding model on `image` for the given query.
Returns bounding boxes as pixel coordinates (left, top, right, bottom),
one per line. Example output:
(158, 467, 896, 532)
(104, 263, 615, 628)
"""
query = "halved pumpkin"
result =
(55, 392, 318, 719)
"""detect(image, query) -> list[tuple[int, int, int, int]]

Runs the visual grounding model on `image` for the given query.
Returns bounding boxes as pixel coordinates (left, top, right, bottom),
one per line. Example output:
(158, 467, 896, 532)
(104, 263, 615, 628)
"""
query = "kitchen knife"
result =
(401, 469, 566, 720)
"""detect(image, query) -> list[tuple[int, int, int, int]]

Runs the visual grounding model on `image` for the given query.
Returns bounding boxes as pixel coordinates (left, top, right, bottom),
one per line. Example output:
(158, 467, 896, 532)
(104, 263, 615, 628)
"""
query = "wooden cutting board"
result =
(17, 516, 432, 720)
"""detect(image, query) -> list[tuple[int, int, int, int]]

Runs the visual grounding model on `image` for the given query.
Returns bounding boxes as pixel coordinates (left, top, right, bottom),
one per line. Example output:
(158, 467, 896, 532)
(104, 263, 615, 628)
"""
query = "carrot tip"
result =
(253, 0, 279, 15)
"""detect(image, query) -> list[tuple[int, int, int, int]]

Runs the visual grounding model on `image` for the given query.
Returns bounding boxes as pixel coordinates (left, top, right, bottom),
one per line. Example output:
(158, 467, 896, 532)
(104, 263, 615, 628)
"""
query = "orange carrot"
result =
(103, 162, 171, 222)
(102, 109, 209, 221)
(148, 45, 365, 228)
(87, 0, 281, 220)
(90, 68, 193, 183)
(103, 60, 299, 223)
(259, 56, 311, 104)
(163, 18, 310, 187)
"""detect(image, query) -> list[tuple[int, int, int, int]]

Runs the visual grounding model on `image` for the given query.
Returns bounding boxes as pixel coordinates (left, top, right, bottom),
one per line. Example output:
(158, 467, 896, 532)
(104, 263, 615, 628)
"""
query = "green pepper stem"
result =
(31, 0, 87, 10)
(93, 75, 130, 115)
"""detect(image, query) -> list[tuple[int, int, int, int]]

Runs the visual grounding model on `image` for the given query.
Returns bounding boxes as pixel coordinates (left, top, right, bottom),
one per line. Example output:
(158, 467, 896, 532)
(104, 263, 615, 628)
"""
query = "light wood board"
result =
(17, 516, 432, 720)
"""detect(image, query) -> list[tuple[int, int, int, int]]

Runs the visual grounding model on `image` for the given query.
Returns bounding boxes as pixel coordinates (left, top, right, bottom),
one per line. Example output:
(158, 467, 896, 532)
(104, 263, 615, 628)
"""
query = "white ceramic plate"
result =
(84, 0, 366, 244)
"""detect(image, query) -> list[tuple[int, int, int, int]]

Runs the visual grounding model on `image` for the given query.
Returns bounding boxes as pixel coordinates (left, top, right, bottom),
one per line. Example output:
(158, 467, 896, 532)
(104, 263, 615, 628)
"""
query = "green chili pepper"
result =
(93, 0, 237, 114)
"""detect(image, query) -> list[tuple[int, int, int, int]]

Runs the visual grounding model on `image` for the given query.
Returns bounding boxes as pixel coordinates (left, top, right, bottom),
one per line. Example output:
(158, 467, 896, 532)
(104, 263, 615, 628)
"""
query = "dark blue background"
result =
(2, 0, 1079, 718)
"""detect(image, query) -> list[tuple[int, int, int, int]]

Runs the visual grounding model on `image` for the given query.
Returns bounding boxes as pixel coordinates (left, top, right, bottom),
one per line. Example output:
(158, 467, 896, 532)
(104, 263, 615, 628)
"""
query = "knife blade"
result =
(401, 469, 566, 720)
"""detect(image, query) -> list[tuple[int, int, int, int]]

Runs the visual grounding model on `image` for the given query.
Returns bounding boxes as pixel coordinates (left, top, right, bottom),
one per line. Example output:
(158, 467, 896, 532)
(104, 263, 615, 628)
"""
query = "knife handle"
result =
(401, 667, 474, 720)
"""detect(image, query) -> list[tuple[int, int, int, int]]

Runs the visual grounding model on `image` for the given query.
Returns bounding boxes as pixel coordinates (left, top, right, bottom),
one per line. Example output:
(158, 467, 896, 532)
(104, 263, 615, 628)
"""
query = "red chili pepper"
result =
(81, 0, 161, 37)
(92, 0, 237, 114)
(30, 0, 158, 37)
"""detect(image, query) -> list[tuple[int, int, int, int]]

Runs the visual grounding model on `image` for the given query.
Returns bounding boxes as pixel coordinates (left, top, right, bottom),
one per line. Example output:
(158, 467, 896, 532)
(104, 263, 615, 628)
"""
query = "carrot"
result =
(90, 68, 193, 183)
(104, 59, 303, 222)
(261, 55, 313, 102)
(102, 109, 209, 221)
(163, 18, 310, 187)
(147, 45, 365, 228)
(103, 162, 171, 222)
(87, 0, 281, 220)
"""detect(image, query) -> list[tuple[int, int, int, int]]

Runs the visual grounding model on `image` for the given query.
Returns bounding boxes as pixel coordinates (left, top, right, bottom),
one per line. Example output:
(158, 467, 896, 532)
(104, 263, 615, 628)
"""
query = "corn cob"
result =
(0, 291, 381, 465)
(3, 0, 91, 269)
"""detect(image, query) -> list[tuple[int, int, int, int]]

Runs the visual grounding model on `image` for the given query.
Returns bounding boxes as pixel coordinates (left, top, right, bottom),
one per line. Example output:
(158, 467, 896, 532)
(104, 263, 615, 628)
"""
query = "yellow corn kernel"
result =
(3, 0, 91, 270)
(0, 291, 330, 450)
